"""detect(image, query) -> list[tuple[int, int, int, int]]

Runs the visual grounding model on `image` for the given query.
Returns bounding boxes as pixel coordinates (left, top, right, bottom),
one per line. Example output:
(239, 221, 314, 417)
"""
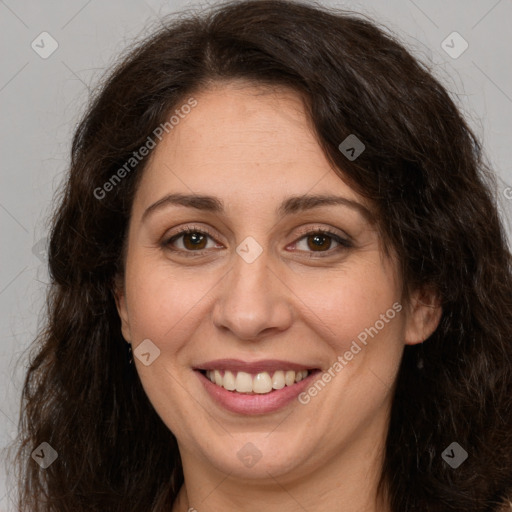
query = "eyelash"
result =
(162, 225, 352, 258)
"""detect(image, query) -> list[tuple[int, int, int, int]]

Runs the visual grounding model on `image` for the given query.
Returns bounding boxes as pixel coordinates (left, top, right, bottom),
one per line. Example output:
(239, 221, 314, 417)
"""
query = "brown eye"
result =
(182, 232, 207, 250)
(306, 233, 333, 251)
(293, 229, 352, 256)
(164, 228, 220, 254)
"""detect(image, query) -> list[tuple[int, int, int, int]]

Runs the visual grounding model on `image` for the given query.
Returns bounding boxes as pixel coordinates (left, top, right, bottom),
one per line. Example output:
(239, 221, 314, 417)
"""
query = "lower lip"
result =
(196, 370, 319, 415)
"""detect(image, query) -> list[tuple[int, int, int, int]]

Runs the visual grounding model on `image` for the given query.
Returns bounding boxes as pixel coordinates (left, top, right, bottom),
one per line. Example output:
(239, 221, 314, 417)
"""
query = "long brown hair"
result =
(9, 1, 512, 510)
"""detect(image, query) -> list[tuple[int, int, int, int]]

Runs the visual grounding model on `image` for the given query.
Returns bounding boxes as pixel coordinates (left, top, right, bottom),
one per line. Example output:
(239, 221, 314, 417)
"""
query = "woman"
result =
(11, 0, 512, 510)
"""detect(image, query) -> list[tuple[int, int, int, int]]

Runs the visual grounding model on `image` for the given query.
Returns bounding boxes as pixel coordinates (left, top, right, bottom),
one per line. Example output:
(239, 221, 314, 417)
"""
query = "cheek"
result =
(290, 260, 401, 353)
(124, 257, 217, 346)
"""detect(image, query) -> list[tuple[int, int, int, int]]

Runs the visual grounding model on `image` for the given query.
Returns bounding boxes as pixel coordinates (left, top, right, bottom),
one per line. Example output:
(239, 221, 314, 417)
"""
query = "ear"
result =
(403, 286, 442, 345)
(113, 275, 132, 343)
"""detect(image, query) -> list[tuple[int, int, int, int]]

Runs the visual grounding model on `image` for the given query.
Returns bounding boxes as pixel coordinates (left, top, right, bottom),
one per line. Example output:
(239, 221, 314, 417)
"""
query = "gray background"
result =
(1, 0, 511, 509)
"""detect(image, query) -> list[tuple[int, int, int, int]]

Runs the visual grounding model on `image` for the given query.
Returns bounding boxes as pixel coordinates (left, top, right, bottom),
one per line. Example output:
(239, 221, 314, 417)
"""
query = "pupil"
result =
(309, 234, 330, 251)
(185, 232, 205, 249)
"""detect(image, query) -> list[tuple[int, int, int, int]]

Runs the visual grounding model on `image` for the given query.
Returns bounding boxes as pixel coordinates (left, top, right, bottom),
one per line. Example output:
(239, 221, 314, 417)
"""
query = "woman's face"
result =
(115, 81, 439, 487)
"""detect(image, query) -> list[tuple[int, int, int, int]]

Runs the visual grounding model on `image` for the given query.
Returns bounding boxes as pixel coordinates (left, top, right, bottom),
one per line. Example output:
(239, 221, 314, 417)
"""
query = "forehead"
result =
(133, 82, 370, 216)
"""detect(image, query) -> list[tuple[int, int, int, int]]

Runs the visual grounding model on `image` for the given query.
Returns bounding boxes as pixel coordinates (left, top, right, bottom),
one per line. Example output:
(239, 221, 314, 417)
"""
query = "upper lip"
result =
(194, 359, 318, 374)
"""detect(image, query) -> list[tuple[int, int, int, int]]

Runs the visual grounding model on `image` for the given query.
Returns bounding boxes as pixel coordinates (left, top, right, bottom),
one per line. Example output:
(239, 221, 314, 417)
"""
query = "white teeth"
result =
(223, 370, 236, 391)
(272, 370, 285, 390)
(295, 370, 305, 383)
(235, 371, 253, 393)
(204, 369, 310, 394)
(285, 370, 295, 386)
(253, 372, 273, 394)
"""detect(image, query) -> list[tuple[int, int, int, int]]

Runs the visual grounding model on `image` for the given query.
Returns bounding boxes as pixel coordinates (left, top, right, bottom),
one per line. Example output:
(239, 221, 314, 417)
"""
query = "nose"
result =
(211, 245, 293, 341)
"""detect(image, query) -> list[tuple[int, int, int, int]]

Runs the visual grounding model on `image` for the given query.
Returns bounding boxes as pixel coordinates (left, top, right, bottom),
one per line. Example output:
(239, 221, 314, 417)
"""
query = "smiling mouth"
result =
(198, 369, 319, 395)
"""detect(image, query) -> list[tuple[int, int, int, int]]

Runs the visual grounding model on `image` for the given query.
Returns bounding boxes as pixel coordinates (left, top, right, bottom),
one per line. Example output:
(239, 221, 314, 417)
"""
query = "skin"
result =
(115, 81, 442, 512)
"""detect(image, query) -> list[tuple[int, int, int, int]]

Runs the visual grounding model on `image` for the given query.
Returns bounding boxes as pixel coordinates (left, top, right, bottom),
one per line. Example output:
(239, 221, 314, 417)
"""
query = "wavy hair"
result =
(9, 1, 512, 510)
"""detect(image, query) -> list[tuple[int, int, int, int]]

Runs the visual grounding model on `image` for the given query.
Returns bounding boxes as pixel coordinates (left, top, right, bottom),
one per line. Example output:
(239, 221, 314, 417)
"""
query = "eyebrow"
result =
(141, 192, 375, 223)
